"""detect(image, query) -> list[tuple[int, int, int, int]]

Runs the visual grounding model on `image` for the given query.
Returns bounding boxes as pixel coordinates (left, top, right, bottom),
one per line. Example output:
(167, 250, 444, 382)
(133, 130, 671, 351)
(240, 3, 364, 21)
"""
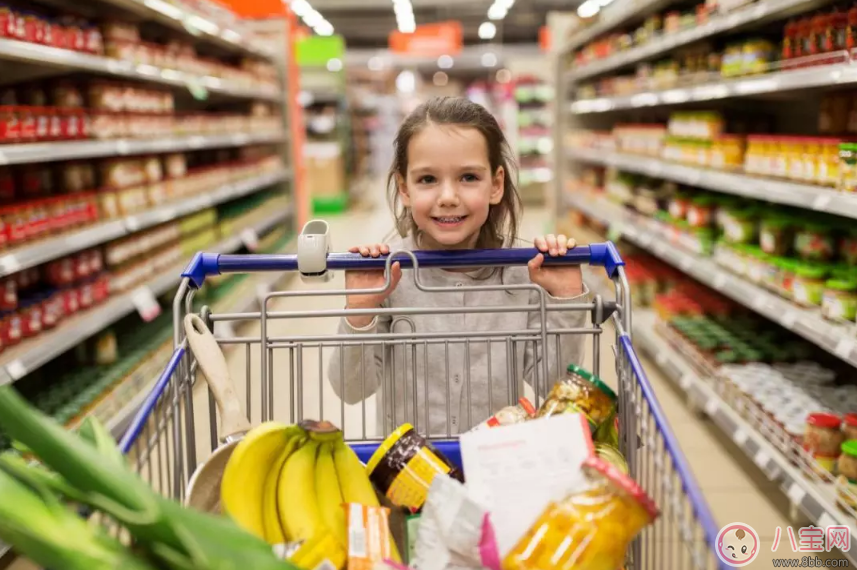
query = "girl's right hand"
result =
(345, 244, 402, 328)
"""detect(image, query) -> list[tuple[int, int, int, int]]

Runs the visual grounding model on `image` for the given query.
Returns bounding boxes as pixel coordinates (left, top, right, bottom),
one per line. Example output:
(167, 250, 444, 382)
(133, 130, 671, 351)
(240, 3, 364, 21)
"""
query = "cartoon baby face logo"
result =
(716, 523, 760, 567)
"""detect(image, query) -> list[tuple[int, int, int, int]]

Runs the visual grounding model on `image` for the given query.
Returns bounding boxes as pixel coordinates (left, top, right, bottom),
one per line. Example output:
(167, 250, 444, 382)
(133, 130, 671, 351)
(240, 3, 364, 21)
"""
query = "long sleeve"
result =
(327, 310, 391, 405)
(522, 285, 590, 398)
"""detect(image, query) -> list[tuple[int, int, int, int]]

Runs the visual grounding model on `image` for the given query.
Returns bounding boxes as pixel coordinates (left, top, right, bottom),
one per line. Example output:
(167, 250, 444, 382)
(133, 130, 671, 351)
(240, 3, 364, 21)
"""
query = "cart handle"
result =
(181, 242, 624, 289)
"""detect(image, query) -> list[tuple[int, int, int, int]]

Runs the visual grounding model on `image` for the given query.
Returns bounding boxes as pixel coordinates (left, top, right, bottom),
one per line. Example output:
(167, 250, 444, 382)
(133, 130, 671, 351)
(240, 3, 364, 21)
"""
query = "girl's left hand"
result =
(528, 234, 584, 298)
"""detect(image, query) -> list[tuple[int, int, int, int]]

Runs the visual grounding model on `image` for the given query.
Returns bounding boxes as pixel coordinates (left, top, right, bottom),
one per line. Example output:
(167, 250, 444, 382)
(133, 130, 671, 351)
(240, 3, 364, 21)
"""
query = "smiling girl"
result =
(328, 96, 589, 436)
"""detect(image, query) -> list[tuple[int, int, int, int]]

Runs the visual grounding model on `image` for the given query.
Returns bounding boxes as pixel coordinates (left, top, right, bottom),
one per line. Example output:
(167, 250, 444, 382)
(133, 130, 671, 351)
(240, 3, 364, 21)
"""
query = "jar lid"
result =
(844, 413, 857, 428)
(842, 440, 857, 458)
(825, 279, 857, 291)
(807, 412, 841, 429)
(365, 422, 415, 475)
(794, 264, 829, 279)
(567, 364, 618, 401)
(518, 397, 537, 416)
(582, 456, 659, 519)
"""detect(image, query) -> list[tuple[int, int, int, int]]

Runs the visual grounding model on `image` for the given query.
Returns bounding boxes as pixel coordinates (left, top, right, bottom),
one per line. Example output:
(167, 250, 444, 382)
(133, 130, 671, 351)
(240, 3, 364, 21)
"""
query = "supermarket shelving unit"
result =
(555, 0, 857, 560)
(0, 1, 297, 563)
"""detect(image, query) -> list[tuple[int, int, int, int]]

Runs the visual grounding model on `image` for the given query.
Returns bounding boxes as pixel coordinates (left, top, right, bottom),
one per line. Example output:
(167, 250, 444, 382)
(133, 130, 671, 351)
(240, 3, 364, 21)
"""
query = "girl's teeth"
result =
(438, 217, 462, 222)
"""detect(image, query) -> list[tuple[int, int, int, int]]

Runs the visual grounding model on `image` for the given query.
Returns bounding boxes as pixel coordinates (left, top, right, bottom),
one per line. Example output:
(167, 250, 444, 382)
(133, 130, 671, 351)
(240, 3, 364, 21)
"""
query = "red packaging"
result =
(61, 109, 86, 139)
(0, 106, 20, 142)
(6, 207, 28, 246)
(41, 294, 61, 329)
(3, 312, 21, 346)
(0, 7, 14, 38)
(20, 301, 43, 338)
(21, 13, 41, 44)
(33, 107, 50, 140)
(92, 275, 109, 303)
(46, 257, 74, 287)
(60, 287, 79, 315)
(46, 108, 62, 140)
(89, 249, 103, 273)
(78, 281, 93, 309)
(18, 107, 36, 141)
(84, 26, 103, 54)
(49, 22, 67, 50)
(74, 251, 90, 280)
(0, 168, 14, 202)
(0, 279, 16, 311)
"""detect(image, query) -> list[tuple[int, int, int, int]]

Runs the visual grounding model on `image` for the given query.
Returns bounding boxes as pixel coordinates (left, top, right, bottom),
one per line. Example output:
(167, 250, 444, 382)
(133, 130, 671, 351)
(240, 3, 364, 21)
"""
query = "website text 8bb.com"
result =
(772, 557, 850, 567)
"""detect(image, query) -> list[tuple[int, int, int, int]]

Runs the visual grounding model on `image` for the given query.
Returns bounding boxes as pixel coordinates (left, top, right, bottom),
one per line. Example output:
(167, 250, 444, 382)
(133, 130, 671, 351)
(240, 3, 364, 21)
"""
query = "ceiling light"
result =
(326, 57, 343, 71)
(577, 0, 600, 18)
(396, 70, 416, 93)
(433, 71, 448, 86)
(487, 4, 507, 20)
(394, 3, 412, 16)
(303, 9, 323, 27)
(481, 52, 498, 67)
(478, 22, 496, 40)
(289, 0, 311, 16)
(437, 54, 454, 69)
(399, 22, 416, 33)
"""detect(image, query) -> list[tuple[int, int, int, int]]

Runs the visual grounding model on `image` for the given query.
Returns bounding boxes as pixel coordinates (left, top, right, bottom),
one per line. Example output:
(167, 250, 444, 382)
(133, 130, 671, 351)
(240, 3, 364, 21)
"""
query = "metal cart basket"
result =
(117, 242, 727, 569)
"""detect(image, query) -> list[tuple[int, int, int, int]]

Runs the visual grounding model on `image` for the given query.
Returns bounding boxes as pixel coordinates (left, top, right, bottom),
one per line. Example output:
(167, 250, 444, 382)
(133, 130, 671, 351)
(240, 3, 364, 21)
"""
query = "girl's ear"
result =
(489, 166, 505, 205)
(396, 172, 410, 206)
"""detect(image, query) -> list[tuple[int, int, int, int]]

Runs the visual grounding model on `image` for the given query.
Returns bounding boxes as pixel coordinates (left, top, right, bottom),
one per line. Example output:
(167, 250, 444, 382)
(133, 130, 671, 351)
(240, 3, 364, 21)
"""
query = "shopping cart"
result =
(117, 241, 728, 570)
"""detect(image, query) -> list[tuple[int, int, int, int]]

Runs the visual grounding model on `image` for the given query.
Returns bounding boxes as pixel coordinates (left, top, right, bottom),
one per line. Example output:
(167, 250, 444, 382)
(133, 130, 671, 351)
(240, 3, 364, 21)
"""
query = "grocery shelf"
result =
(566, 0, 832, 81)
(567, 147, 857, 220)
(0, 169, 289, 280)
(0, 38, 280, 101)
(0, 131, 285, 166)
(101, 0, 274, 61)
(570, 61, 857, 114)
(0, 206, 293, 386)
(629, 309, 857, 563)
(558, 0, 674, 54)
(565, 192, 857, 367)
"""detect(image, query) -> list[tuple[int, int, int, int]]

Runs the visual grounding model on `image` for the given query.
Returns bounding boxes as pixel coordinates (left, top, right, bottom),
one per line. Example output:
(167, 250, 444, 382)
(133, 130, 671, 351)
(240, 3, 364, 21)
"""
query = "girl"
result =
(328, 96, 588, 436)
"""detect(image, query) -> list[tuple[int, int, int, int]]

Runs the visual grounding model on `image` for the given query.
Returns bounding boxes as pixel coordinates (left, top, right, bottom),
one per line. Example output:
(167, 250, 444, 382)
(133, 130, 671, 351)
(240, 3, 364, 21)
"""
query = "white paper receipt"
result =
(459, 414, 594, 557)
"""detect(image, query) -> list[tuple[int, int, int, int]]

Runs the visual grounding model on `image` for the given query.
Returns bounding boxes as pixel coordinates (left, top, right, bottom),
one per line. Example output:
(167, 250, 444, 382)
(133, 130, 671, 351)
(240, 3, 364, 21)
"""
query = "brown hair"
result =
(387, 96, 521, 249)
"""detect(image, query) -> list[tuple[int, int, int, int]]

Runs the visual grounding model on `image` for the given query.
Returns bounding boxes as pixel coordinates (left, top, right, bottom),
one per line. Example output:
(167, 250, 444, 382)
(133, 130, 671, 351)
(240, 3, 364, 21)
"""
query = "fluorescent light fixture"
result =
(303, 9, 323, 27)
(399, 22, 416, 33)
(437, 54, 454, 69)
(396, 70, 416, 93)
(481, 52, 498, 67)
(289, 0, 312, 16)
(577, 0, 600, 18)
(487, 4, 507, 19)
(394, 2, 412, 16)
(326, 58, 343, 71)
(478, 21, 496, 39)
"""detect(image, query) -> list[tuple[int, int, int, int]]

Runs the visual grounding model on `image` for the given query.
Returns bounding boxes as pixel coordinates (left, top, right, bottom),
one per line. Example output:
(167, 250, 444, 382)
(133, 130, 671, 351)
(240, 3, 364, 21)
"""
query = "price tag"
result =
(232, 133, 250, 146)
(5, 360, 27, 381)
(0, 150, 8, 166)
(704, 399, 719, 416)
(780, 312, 798, 329)
(116, 140, 131, 155)
(131, 286, 161, 322)
(679, 372, 693, 391)
(752, 295, 767, 312)
(186, 78, 209, 101)
(125, 216, 140, 231)
(241, 228, 260, 252)
(0, 255, 21, 275)
(181, 15, 203, 36)
(812, 194, 833, 211)
(713, 273, 727, 290)
(680, 257, 693, 272)
(835, 338, 857, 360)
(787, 482, 807, 506)
(754, 449, 770, 469)
(733, 429, 749, 446)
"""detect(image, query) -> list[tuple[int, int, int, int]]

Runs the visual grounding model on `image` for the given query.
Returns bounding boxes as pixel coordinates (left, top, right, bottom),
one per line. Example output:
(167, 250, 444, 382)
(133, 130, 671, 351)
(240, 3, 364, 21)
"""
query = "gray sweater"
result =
(327, 234, 590, 437)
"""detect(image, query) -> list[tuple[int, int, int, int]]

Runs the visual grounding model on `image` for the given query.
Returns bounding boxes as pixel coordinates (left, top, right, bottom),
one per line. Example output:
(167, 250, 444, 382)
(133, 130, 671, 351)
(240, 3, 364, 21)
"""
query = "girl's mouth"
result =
(432, 215, 467, 227)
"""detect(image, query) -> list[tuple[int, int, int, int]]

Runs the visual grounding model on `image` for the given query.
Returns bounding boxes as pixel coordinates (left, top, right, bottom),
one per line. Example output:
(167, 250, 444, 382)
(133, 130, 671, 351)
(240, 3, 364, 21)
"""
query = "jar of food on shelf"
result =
(821, 279, 857, 321)
(668, 191, 691, 220)
(802, 138, 821, 183)
(788, 138, 807, 181)
(840, 229, 857, 265)
(503, 456, 658, 570)
(772, 138, 790, 178)
(803, 412, 843, 479)
(744, 136, 761, 174)
(686, 195, 715, 228)
(843, 414, 857, 441)
(795, 223, 836, 261)
(792, 264, 829, 306)
(760, 215, 793, 256)
(839, 142, 857, 192)
(837, 440, 857, 511)
(819, 138, 841, 186)
(720, 206, 758, 244)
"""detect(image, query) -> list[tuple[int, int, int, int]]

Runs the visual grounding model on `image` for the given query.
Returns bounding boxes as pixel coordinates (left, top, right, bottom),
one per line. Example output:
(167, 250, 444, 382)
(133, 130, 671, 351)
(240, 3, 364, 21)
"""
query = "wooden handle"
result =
(184, 314, 251, 437)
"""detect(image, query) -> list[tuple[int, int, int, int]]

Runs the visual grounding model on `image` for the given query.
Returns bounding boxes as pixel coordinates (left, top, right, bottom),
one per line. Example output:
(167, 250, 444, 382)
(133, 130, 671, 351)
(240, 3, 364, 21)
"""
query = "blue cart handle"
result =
(181, 242, 624, 289)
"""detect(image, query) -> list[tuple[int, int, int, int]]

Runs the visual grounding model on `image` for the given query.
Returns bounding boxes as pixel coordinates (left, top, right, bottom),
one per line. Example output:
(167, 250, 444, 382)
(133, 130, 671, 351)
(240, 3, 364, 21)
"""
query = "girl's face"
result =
(398, 123, 504, 250)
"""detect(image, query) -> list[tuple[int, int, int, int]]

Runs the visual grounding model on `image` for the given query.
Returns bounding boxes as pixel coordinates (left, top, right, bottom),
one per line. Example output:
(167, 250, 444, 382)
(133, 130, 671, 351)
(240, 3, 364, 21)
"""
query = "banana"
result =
(290, 532, 346, 570)
(315, 442, 347, 549)
(332, 440, 401, 563)
(278, 439, 325, 542)
(262, 431, 306, 544)
(220, 422, 300, 539)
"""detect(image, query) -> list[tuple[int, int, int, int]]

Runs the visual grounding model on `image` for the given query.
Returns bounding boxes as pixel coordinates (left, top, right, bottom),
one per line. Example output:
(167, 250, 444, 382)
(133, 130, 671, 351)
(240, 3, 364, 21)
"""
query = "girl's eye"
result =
(417, 175, 436, 184)
(461, 173, 479, 182)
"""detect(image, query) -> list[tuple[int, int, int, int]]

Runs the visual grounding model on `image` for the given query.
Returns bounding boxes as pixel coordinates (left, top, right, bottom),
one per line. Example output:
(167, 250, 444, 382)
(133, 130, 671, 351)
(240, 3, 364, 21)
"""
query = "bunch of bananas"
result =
(218, 420, 399, 569)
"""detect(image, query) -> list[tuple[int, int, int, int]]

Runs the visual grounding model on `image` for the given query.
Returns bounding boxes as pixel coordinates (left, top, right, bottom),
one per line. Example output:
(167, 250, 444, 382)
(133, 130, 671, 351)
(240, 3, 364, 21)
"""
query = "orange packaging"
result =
(346, 503, 394, 570)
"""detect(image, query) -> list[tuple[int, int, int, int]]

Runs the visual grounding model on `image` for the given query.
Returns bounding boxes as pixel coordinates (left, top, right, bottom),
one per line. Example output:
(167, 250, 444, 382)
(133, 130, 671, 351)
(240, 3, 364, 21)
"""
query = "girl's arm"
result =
(327, 310, 391, 405)
(522, 284, 591, 397)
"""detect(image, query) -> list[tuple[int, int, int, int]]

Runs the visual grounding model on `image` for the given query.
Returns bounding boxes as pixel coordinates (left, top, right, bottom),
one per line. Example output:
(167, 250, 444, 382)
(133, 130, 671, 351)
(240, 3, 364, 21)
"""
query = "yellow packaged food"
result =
(503, 456, 658, 570)
(537, 365, 617, 432)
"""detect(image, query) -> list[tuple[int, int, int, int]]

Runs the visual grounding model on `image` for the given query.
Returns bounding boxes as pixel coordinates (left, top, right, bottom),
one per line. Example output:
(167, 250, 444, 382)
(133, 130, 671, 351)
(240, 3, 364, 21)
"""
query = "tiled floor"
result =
(5, 184, 848, 569)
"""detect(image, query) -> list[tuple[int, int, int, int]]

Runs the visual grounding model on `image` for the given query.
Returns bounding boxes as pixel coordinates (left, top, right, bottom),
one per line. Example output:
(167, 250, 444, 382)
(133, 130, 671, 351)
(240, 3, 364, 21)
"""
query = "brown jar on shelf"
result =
(844, 413, 857, 441)
(804, 412, 844, 477)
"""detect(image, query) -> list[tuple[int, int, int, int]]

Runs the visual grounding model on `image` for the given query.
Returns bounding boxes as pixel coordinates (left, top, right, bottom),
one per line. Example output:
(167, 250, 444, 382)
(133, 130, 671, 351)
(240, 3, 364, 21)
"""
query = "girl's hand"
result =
(345, 244, 402, 328)
(528, 234, 584, 298)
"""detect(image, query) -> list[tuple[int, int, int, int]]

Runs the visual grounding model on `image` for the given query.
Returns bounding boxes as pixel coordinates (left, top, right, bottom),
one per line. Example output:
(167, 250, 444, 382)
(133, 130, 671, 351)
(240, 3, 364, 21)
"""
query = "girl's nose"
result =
(437, 182, 460, 206)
